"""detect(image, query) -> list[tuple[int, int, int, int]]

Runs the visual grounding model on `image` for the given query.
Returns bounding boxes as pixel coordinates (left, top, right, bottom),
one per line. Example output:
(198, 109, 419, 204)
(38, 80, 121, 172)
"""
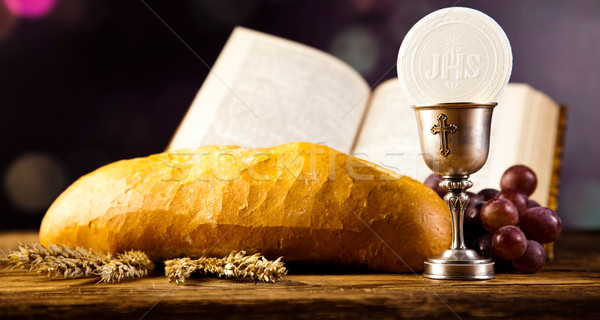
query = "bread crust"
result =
(40, 142, 450, 272)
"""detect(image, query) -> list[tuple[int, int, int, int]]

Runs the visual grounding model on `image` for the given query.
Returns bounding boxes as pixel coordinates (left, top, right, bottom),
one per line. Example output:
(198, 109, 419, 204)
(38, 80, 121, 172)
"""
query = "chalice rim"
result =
(411, 102, 497, 109)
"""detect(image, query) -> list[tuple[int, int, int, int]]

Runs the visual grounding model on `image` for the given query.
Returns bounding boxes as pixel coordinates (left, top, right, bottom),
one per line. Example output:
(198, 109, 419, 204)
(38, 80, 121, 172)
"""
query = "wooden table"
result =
(0, 231, 598, 319)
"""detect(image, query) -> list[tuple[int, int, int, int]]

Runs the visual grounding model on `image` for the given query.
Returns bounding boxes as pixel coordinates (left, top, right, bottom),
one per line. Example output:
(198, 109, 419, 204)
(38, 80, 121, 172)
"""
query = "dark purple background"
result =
(1, 0, 599, 230)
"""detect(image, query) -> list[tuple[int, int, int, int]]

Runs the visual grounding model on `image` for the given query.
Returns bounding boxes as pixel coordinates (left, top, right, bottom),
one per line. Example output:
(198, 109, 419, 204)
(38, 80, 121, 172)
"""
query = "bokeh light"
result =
(51, 0, 91, 26)
(0, 1, 18, 39)
(329, 25, 379, 75)
(4, 153, 67, 213)
(561, 180, 600, 230)
(4, 0, 56, 19)
(351, 0, 378, 13)
(350, 0, 394, 13)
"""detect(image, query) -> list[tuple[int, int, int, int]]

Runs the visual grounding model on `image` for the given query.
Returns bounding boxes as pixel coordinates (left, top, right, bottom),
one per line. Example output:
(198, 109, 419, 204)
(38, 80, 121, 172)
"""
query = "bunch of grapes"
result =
(424, 165, 562, 274)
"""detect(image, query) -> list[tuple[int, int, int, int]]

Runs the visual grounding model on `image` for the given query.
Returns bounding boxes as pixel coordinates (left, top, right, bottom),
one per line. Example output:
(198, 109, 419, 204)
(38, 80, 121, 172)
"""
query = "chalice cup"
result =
(413, 102, 497, 280)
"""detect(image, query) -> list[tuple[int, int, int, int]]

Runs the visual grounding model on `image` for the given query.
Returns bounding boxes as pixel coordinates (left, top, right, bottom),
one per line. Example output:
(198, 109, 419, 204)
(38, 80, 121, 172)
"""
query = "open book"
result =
(168, 27, 565, 208)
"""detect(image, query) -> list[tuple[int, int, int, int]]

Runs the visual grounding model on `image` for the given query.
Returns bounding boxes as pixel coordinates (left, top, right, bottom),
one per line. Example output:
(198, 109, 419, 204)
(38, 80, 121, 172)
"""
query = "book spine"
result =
(547, 105, 568, 212)
(545, 105, 568, 260)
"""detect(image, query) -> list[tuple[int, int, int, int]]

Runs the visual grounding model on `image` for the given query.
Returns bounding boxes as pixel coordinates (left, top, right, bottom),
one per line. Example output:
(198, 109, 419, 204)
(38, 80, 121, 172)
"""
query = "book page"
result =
(355, 81, 559, 206)
(471, 84, 559, 206)
(352, 79, 432, 180)
(514, 88, 560, 205)
(167, 27, 371, 154)
(467, 84, 535, 192)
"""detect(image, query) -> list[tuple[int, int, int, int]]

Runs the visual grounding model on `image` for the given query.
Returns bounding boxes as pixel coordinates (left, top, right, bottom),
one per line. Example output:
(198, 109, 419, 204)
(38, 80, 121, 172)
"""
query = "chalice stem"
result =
(441, 177, 472, 250)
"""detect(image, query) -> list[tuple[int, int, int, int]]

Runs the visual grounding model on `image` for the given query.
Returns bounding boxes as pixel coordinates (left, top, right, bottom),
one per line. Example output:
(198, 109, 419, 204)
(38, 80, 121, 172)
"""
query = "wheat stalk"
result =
(165, 251, 287, 284)
(5, 243, 154, 282)
(5, 244, 286, 284)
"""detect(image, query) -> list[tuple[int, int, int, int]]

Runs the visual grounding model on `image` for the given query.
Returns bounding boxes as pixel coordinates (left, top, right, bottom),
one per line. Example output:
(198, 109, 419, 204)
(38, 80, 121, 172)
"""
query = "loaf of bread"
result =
(40, 142, 450, 272)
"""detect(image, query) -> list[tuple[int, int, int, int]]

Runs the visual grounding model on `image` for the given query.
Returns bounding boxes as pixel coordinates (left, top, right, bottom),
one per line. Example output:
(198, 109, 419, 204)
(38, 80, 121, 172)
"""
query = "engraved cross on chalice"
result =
(413, 102, 497, 280)
(431, 114, 457, 157)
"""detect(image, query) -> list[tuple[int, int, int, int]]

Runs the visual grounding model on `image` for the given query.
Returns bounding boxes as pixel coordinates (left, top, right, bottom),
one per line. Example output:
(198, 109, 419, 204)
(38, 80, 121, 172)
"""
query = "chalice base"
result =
(423, 249, 495, 280)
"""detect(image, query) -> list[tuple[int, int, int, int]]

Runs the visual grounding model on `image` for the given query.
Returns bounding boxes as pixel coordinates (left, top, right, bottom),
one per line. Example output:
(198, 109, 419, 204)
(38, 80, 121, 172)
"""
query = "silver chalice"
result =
(413, 102, 497, 280)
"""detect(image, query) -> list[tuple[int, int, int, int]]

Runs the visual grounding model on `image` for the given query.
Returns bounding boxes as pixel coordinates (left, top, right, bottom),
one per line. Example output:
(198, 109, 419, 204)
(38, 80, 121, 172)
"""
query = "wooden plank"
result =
(0, 231, 599, 319)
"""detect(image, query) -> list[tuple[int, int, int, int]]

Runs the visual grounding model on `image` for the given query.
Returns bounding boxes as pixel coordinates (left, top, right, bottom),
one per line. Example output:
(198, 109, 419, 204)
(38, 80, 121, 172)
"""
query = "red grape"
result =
(500, 165, 537, 196)
(497, 188, 529, 220)
(465, 202, 485, 234)
(424, 173, 446, 198)
(492, 226, 528, 260)
(520, 207, 562, 244)
(528, 199, 540, 208)
(466, 191, 482, 207)
(475, 233, 493, 258)
(478, 188, 499, 201)
(480, 198, 519, 233)
(513, 240, 546, 273)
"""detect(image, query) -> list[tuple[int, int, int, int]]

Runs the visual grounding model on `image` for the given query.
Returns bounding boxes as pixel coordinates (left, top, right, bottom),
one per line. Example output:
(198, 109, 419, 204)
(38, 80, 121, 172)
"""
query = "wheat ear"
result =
(164, 251, 287, 284)
(5, 243, 154, 282)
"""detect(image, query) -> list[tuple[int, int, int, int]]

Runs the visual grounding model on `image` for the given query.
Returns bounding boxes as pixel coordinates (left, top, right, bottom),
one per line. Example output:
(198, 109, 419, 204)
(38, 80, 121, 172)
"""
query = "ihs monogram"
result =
(425, 34, 481, 91)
